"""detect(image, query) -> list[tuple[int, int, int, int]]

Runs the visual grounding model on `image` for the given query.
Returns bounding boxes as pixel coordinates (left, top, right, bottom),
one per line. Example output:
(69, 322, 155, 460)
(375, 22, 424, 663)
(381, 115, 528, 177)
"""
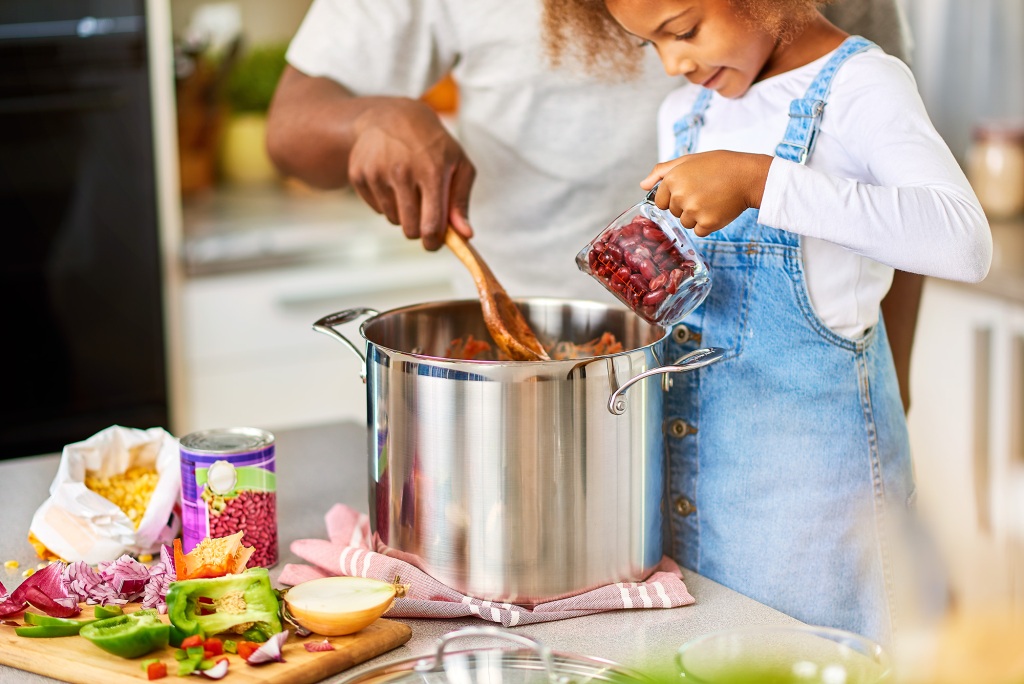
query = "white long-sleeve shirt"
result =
(657, 46, 992, 338)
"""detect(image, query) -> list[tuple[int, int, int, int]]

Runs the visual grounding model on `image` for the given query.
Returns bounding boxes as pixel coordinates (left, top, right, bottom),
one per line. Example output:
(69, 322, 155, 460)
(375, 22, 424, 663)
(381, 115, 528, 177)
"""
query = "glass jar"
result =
(577, 186, 711, 325)
(967, 121, 1024, 219)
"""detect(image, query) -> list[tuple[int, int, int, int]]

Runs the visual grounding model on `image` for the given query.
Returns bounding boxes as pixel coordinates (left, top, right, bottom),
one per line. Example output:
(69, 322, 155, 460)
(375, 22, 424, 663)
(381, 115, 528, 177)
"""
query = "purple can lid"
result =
(179, 427, 275, 455)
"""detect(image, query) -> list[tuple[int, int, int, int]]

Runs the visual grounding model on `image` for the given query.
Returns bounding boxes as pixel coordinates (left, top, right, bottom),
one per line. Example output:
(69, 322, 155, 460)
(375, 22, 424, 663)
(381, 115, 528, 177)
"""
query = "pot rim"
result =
(357, 296, 670, 367)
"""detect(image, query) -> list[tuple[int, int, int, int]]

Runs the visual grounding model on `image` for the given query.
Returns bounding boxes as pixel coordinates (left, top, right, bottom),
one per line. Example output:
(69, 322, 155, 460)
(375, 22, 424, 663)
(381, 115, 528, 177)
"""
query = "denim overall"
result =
(664, 37, 914, 645)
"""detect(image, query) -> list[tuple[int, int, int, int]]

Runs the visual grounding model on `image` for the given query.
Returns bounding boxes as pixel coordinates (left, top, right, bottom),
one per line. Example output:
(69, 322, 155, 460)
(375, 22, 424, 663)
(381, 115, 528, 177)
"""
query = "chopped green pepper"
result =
(23, 612, 95, 629)
(165, 568, 282, 647)
(94, 604, 124, 620)
(222, 639, 237, 654)
(79, 613, 170, 659)
(17, 613, 96, 637)
(15, 624, 87, 638)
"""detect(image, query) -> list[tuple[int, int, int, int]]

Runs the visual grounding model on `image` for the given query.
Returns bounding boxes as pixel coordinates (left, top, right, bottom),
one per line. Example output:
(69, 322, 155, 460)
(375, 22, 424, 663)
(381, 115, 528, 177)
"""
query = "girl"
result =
(544, 0, 992, 645)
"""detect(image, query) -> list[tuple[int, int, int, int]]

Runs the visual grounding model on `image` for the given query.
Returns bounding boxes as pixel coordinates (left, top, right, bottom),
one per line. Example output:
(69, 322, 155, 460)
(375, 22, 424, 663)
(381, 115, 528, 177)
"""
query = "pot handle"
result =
(312, 308, 379, 380)
(415, 626, 562, 683)
(608, 346, 726, 415)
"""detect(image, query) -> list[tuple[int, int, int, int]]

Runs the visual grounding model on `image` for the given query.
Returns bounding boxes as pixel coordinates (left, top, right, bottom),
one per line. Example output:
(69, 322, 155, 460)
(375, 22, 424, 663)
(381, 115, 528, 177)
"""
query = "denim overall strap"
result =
(672, 87, 713, 158)
(775, 36, 876, 164)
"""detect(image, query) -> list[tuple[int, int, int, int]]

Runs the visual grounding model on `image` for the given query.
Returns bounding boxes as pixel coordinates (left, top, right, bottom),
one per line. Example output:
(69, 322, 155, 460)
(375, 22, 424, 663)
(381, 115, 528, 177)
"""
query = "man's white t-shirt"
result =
(658, 47, 990, 338)
(287, 0, 681, 302)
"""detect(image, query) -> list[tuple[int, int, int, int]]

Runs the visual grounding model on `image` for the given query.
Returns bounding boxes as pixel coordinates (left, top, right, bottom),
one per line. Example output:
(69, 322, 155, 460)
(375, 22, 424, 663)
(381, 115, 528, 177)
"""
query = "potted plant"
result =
(220, 43, 287, 184)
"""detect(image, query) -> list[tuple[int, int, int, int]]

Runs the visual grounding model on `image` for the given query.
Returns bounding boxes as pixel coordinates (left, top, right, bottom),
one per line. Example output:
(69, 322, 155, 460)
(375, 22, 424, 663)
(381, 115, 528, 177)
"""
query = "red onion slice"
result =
(192, 660, 229, 679)
(245, 630, 289, 665)
(303, 639, 335, 653)
(24, 586, 81, 618)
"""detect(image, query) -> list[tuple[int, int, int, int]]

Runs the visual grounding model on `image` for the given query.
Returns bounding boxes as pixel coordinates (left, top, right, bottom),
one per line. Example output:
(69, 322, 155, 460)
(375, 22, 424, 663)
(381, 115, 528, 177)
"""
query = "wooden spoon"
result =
(445, 228, 550, 361)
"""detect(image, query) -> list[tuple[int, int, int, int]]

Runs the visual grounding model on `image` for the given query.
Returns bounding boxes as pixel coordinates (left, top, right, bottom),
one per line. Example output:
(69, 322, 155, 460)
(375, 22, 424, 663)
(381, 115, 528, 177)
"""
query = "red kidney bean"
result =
(605, 243, 624, 264)
(208, 490, 279, 568)
(643, 289, 669, 306)
(638, 258, 659, 281)
(649, 273, 668, 291)
(666, 268, 686, 294)
(628, 273, 649, 293)
(641, 224, 666, 243)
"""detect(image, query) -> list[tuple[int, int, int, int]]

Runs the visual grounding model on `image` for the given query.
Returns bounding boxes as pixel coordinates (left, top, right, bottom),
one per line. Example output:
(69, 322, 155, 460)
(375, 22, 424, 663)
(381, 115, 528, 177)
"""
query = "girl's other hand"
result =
(640, 151, 772, 237)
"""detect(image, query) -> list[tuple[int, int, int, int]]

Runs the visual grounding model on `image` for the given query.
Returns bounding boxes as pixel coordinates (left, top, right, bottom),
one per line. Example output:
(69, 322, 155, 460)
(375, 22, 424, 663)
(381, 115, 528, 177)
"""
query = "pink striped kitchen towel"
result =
(278, 503, 694, 627)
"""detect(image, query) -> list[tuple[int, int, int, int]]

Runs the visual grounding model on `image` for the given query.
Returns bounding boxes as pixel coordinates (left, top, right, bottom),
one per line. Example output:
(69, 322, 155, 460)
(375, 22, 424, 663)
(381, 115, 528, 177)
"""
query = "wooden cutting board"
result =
(0, 604, 411, 684)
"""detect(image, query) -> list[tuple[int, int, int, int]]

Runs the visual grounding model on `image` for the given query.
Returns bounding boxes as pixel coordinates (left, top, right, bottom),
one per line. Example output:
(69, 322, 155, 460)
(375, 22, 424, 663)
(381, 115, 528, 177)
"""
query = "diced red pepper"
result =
(203, 638, 223, 656)
(236, 641, 260, 661)
(180, 634, 204, 650)
(147, 661, 167, 680)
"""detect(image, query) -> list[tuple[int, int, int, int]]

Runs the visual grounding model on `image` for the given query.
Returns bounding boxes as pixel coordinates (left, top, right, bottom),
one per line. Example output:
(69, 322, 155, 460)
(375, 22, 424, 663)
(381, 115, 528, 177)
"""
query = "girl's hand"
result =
(640, 151, 773, 237)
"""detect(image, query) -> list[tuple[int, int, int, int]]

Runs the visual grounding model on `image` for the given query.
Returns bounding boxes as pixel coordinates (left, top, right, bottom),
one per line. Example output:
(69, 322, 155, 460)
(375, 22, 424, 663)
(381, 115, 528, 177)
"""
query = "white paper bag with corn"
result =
(29, 425, 182, 564)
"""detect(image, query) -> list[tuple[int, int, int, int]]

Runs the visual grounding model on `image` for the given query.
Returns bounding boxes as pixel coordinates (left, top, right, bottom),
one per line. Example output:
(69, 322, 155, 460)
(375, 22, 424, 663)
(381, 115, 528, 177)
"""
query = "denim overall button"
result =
(668, 418, 695, 438)
(674, 496, 696, 516)
(672, 325, 700, 345)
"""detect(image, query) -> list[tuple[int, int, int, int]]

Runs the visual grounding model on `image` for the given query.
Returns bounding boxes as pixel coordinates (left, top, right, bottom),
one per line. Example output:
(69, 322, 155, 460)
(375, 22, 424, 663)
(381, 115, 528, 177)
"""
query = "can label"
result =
(179, 428, 279, 568)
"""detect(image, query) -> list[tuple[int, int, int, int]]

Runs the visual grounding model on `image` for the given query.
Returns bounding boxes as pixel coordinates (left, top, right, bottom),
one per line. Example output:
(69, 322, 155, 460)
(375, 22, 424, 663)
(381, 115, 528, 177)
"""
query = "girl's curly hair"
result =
(543, 0, 831, 77)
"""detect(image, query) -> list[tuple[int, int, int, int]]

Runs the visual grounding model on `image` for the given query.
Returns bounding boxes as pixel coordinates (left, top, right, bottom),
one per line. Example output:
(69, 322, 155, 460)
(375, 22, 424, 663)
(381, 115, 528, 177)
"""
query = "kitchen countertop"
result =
(962, 218, 1024, 304)
(0, 421, 799, 683)
(181, 184, 422, 277)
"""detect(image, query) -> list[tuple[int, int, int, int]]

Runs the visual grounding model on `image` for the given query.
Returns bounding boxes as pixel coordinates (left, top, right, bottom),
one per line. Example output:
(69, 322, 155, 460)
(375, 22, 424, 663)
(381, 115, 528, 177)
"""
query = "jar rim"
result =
(973, 120, 1024, 143)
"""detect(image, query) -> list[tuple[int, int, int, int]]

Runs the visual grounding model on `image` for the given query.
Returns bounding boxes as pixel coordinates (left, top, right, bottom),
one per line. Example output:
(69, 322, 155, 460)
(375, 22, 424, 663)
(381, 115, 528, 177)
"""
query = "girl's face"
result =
(604, 0, 777, 98)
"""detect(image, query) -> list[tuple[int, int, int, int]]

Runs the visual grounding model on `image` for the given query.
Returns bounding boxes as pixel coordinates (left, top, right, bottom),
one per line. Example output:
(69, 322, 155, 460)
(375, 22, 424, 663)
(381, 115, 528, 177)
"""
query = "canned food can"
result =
(179, 427, 279, 568)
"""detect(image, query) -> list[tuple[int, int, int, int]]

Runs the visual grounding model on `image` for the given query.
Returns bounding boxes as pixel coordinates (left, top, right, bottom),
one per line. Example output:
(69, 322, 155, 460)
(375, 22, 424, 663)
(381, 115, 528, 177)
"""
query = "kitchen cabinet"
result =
(177, 187, 459, 434)
(908, 231, 1024, 613)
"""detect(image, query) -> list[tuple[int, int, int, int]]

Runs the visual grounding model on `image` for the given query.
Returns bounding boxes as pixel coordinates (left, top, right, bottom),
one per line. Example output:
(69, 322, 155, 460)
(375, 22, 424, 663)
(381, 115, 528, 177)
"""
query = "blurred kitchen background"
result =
(0, 0, 1021, 645)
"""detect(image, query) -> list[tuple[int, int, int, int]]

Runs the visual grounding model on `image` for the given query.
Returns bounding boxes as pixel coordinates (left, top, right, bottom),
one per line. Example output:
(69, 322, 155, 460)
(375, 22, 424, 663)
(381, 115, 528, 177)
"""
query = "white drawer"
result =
(179, 252, 458, 433)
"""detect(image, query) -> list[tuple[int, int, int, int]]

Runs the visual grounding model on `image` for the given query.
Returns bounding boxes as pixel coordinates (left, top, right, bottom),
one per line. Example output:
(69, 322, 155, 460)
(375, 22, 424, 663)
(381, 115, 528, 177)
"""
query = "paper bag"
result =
(30, 425, 181, 564)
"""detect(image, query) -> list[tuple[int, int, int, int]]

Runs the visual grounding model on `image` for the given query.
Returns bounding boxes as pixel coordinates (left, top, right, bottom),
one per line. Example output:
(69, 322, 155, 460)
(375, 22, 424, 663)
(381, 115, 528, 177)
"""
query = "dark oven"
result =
(0, 0, 167, 458)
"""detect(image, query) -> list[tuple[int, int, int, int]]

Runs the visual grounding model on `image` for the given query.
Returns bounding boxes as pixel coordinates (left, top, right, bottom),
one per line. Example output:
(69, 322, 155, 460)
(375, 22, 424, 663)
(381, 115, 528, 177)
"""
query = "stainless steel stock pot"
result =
(313, 298, 722, 605)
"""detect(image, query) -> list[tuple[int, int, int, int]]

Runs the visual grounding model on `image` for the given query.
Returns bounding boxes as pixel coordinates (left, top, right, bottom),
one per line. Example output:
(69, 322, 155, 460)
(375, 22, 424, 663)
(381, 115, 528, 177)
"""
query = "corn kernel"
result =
(84, 466, 159, 529)
(138, 553, 153, 564)
(21, 567, 35, 578)
(4, 560, 19, 570)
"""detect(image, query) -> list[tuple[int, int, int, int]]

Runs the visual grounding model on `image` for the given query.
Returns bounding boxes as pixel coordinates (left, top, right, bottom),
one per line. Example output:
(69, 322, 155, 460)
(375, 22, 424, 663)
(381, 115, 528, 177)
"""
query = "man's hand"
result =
(267, 66, 475, 251)
(640, 151, 773, 237)
(347, 100, 474, 251)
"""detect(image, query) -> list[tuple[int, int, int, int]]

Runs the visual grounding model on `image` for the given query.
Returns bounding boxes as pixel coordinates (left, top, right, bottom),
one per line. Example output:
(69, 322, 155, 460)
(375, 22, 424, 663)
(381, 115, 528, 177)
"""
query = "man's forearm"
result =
(266, 66, 414, 189)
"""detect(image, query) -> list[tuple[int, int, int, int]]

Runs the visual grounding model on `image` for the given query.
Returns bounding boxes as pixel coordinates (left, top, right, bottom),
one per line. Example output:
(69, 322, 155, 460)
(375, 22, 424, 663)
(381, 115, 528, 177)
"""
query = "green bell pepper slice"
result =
(94, 604, 124, 620)
(15, 624, 88, 638)
(17, 612, 97, 637)
(23, 612, 94, 628)
(79, 613, 170, 659)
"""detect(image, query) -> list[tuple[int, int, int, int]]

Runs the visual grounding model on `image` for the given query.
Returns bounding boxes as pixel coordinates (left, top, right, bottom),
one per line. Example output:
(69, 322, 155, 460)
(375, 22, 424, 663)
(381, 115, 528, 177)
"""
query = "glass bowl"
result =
(676, 625, 892, 684)
(577, 187, 711, 326)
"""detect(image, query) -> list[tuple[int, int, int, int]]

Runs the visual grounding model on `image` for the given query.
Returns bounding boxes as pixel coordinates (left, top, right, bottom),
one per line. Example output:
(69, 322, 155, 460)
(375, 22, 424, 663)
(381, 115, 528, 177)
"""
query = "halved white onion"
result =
(283, 576, 407, 636)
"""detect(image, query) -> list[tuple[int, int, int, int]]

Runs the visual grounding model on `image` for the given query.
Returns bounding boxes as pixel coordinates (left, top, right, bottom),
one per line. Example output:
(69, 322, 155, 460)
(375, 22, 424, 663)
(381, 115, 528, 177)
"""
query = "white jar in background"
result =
(967, 121, 1024, 220)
